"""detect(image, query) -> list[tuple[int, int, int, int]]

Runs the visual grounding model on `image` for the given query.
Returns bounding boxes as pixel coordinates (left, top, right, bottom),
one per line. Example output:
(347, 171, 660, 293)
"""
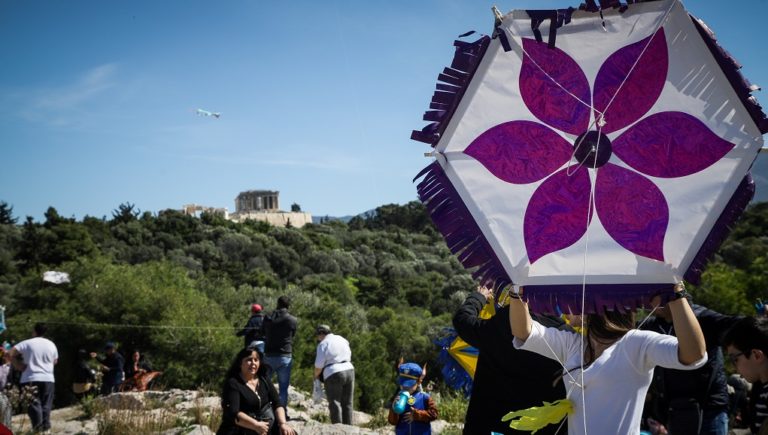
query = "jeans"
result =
(265, 355, 292, 407)
(248, 340, 265, 354)
(700, 409, 728, 435)
(25, 381, 54, 431)
(325, 369, 354, 425)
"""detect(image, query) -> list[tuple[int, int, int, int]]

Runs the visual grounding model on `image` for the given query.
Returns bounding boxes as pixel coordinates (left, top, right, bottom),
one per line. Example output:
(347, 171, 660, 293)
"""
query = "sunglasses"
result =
(727, 351, 745, 365)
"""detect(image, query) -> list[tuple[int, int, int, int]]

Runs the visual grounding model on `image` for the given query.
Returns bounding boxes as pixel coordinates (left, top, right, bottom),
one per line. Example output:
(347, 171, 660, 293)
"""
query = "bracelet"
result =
(672, 289, 690, 300)
(508, 292, 522, 300)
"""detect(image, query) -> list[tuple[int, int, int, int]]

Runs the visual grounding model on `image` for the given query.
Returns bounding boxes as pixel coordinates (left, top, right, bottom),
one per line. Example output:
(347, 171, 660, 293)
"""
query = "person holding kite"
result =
(453, 286, 564, 434)
(507, 283, 707, 434)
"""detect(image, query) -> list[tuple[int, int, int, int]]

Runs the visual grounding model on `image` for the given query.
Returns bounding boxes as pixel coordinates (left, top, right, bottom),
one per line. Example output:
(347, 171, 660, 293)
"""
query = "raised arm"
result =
(668, 283, 706, 365)
(508, 288, 532, 341)
(452, 286, 493, 347)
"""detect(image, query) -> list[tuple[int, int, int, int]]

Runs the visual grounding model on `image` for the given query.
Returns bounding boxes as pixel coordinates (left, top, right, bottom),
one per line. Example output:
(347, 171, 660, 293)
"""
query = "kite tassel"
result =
(410, 35, 490, 146)
(415, 162, 512, 296)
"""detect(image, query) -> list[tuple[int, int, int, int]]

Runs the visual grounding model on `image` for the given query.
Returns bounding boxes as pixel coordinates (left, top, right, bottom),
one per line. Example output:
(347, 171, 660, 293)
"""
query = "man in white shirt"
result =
(313, 324, 355, 425)
(10, 323, 58, 433)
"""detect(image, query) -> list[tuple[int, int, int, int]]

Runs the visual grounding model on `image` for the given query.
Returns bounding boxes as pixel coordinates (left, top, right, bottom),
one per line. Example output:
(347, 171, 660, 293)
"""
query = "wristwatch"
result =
(672, 288, 690, 301)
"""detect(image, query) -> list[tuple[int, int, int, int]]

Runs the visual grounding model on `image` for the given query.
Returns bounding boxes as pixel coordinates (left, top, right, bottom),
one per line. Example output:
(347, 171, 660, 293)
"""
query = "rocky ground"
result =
(8, 385, 459, 435)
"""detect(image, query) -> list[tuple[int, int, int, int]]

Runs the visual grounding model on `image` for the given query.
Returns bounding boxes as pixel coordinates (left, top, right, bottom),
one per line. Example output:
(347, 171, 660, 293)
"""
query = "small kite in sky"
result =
(196, 108, 221, 119)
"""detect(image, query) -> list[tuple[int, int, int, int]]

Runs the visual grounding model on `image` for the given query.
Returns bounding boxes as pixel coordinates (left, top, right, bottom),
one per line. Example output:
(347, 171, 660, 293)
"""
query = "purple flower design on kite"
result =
(465, 29, 734, 264)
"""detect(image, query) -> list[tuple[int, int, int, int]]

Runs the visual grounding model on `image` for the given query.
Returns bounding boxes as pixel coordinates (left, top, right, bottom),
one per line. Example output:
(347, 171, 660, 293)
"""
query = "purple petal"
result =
(521, 38, 591, 135)
(595, 164, 668, 261)
(613, 111, 735, 178)
(465, 121, 572, 184)
(524, 166, 592, 263)
(593, 30, 668, 134)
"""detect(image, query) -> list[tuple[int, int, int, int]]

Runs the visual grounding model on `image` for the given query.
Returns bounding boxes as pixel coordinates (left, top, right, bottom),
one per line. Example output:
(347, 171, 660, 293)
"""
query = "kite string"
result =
(22, 320, 236, 331)
(598, 0, 678, 123)
(516, 43, 600, 116)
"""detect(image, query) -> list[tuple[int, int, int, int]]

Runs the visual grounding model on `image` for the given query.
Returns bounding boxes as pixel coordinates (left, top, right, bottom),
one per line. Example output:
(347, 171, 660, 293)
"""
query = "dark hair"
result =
(583, 311, 634, 365)
(556, 311, 635, 383)
(221, 348, 270, 394)
(722, 316, 768, 355)
(34, 323, 47, 337)
(277, 295, 291, 309)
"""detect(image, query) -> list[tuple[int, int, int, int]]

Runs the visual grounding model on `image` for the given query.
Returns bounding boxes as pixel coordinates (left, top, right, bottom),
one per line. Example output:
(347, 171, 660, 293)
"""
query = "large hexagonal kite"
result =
(413, 0, 767, 313)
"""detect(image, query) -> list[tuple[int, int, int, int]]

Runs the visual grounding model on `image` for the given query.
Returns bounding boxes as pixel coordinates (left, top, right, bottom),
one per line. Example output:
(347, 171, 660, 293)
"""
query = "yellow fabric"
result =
(501, 399, 573, 433)
(561, 314, 585, 335)
(448, 336, 477, 378)
(479, 297, 496, 319)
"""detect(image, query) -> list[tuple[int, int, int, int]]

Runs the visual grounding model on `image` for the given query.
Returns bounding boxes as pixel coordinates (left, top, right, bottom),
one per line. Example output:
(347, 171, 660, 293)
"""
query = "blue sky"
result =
(1, 0, 766, 221)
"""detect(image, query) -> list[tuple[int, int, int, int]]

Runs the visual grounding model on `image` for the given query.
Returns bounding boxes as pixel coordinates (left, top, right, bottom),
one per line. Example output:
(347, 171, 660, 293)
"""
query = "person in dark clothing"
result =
(217, 348, 296, 435)
(92, 342, 125, 395)
(722, 316, 768, 434)
(72, 349, 97, 400)
(124, 350, 153, 380)
(641, 297, 742, 435)
(453, 286, 566, 435)
(237, 304, 267, 353)
(264, 296, 298, 408)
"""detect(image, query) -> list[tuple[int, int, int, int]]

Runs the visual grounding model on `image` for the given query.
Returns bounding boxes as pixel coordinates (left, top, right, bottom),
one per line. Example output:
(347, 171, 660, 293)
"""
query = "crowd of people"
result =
(2, 287, 766, 434)
(453, 285, 768, 435)
(0, 324, 160, 433)
(224, 295, 358, 434)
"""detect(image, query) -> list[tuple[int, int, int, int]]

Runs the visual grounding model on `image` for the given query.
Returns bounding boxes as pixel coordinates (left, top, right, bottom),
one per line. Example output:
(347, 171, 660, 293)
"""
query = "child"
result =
(387, 362, 438, 435)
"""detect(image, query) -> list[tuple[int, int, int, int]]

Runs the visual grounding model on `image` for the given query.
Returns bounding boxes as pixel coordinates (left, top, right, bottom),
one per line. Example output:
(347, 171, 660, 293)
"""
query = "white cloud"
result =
(4, 63, 118, 126)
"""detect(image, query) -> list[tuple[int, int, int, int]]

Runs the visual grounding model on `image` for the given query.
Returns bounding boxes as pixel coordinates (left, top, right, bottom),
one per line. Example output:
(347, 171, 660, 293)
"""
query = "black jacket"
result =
(264, 308, 297, 356)
(217, 375, 281, 435)
(641, 304, 742, 417)
(453, 292, 566, 435)
(237, 314, 266, 348)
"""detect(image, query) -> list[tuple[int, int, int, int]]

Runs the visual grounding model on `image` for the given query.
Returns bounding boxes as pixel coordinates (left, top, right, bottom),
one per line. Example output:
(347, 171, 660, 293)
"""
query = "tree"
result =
(0, 201, 17, 225)
(112, 202, 140, 224)
(291, 203, 301, 212)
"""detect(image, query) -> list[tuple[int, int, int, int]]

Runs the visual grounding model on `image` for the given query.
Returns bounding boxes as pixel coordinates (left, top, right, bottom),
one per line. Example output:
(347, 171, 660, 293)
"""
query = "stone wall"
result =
(228, 211, 313, 228)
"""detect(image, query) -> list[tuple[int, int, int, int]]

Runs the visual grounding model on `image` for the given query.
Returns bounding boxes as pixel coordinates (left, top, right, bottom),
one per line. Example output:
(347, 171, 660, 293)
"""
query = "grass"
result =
(361, 408, 389, 429)
(435, 390, 468, 424)
(189, 392, 222, 432)
(96, 408, 178, 435)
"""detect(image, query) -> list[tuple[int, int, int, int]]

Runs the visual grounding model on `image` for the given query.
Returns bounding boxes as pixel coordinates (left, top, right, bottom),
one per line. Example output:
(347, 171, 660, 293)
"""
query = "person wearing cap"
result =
(236, 303, 267, 353)
(91, 341, 125, 395)
(387, 362, 438, 435)
(313, 324, 355, 424)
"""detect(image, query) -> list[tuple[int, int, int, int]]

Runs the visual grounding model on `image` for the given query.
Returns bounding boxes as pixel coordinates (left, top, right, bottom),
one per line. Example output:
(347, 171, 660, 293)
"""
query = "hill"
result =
(0, 199, 765, 416)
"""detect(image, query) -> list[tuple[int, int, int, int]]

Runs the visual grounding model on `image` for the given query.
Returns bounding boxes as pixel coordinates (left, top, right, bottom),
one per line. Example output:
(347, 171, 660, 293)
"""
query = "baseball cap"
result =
(251, 304, 263, 313)
(398, 362, 423, 388)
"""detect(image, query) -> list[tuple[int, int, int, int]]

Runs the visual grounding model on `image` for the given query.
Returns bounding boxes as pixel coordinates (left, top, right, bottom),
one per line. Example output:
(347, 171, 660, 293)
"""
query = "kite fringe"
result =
(410, 35, 491, 146)
(691, 16, 768, 134)
(434, 328, 474, 397)
(684, 174, 755, 284)
(524, 284, 673, 315)
(415, 162, 512, 295)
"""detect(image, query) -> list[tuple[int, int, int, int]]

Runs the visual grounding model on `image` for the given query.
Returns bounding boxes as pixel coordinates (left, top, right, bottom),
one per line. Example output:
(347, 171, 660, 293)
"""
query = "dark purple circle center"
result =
(573, 131, 612, 168)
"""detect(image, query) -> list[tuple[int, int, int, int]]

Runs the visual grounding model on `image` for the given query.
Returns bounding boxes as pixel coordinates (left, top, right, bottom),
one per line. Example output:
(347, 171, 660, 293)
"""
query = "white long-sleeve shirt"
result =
(514, 320, 707, 435)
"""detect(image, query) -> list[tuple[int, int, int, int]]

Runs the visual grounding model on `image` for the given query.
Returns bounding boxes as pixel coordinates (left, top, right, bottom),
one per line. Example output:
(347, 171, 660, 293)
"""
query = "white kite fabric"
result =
(42, 271, 71, 285)
(413, 0, 767, 313)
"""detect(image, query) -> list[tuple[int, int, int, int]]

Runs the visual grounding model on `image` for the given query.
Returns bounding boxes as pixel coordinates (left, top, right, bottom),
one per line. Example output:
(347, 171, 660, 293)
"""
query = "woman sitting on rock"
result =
(217, 348, 296, 435)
